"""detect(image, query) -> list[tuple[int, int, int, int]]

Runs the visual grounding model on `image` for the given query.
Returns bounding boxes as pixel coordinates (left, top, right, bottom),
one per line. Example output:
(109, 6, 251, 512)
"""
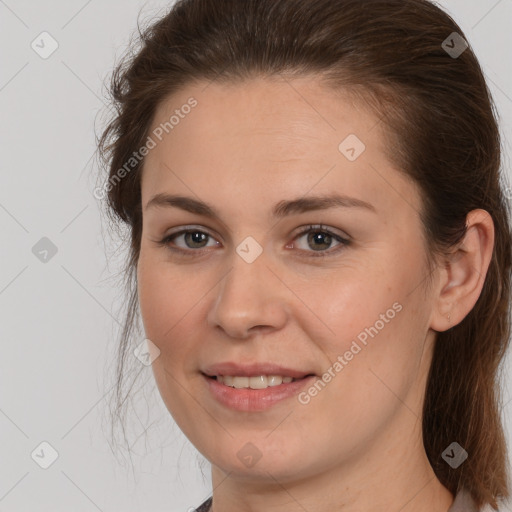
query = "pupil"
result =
(187, 231, 207, 247)
(309, 231, 331, 251)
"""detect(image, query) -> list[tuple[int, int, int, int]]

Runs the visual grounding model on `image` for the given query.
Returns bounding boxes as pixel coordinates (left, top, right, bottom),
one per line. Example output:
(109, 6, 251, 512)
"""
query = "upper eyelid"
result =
(294, 224, 348, 236)
(164, 225, 222, 243)
(164, 223, 348, 239)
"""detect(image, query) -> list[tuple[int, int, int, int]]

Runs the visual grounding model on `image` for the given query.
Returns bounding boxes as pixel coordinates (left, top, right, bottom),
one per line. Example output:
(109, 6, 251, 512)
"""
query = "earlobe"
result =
(429, 209, 495, 332)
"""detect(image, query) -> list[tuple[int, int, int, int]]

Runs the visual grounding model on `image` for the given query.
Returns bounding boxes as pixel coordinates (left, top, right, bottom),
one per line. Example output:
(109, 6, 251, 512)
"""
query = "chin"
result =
(205, 437, 312, 481)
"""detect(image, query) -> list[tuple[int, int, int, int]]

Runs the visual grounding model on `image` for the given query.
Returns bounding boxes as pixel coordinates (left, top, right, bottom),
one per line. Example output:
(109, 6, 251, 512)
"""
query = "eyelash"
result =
(157, 224, 351, 258)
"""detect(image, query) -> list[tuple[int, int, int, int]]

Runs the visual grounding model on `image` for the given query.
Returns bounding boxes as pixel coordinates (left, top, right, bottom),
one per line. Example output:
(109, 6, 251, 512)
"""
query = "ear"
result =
(429, 209, 495, 332)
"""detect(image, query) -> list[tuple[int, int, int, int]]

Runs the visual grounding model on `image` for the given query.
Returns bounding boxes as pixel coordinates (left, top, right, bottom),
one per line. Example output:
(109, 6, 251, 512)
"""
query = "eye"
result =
(158, 226, 219, 255)
(289, 224, 350, 257)
(156, 224, 350, 258)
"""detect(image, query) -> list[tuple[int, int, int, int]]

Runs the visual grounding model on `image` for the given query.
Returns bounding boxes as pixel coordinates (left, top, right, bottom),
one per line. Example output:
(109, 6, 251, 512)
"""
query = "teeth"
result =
(216, 375, 296, 388)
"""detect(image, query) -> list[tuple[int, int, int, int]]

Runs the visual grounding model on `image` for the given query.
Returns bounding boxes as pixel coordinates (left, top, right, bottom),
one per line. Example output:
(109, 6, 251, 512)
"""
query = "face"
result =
(137, 76, 438, 483)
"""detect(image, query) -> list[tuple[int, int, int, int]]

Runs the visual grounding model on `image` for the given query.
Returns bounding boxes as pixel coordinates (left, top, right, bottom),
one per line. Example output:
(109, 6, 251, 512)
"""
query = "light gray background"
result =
(1, 1, 511, 511)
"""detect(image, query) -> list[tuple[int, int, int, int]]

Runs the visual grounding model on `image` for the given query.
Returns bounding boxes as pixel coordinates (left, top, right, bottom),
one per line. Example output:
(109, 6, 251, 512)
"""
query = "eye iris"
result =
(308, 231, 332, 251)
(185, 231, 208, 248)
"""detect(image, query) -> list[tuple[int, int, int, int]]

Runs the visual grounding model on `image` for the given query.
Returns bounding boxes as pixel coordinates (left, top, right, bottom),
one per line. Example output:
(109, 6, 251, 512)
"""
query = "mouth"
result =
(201, 369, 317, 412)
(204, 373, 315, 389)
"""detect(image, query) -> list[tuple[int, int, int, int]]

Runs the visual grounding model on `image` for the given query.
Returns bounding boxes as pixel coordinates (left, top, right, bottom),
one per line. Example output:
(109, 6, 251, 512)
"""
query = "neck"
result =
(209, 413, 454, 512)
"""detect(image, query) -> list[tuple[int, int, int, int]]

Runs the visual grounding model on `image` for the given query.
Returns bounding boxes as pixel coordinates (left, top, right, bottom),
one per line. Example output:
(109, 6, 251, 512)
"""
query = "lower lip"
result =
(203, 374, 316, 411)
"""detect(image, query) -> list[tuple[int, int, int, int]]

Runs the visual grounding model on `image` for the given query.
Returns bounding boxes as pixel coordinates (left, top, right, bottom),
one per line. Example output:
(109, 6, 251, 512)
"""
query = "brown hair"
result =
(96, 0, 512, 508)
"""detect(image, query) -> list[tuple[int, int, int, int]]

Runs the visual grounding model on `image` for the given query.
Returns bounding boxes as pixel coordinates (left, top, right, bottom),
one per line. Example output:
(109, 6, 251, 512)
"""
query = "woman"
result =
(97, 0, 512, 510)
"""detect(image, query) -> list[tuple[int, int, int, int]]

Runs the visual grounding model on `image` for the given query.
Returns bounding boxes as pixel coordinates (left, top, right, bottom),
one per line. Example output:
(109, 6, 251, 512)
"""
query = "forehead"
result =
(141, 76, 421, 223)
(147, 76, 376, 155)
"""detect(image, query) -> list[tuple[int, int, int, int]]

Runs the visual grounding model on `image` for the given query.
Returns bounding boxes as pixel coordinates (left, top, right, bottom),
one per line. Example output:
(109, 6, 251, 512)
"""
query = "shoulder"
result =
(194, 491, 503, 512)
(449, 488, 501, 512)
(194, 496, 212, 512)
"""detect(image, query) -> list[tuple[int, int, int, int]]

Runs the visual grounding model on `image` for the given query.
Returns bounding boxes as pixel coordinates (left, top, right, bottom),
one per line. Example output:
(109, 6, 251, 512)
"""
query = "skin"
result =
(136, 75, 494, 512)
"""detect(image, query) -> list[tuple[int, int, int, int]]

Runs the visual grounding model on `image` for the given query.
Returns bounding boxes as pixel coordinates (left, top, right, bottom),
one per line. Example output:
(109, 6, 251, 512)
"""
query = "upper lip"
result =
(202, 362, 315, 379)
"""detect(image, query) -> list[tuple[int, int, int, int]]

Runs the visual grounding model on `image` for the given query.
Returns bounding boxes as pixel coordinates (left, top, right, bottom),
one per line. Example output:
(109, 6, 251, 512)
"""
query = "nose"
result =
(207, 247, 289, 340)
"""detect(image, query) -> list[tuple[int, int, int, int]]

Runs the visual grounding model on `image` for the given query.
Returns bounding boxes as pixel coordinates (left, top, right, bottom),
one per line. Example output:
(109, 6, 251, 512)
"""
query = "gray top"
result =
(194, 487, 484, 511)
(448, 488, 481, 511)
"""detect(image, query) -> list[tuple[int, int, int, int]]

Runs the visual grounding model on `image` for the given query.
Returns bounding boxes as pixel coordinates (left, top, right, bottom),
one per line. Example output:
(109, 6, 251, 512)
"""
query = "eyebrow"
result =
(144, 193, 377, 218)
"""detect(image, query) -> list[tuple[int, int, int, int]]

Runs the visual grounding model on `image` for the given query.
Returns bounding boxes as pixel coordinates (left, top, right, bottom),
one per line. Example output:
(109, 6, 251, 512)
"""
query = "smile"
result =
(215, 375, 300, 388)
(203, 373, 316, 411)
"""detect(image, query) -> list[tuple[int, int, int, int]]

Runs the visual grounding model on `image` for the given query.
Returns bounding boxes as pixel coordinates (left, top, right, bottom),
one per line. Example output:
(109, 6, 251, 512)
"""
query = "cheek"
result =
(308, 258, 424, 392)
(136, 250, 229, 388)
(308, 267, 402, 357)
(137, 250, 200, 338)
(137, 254, 206, 417)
